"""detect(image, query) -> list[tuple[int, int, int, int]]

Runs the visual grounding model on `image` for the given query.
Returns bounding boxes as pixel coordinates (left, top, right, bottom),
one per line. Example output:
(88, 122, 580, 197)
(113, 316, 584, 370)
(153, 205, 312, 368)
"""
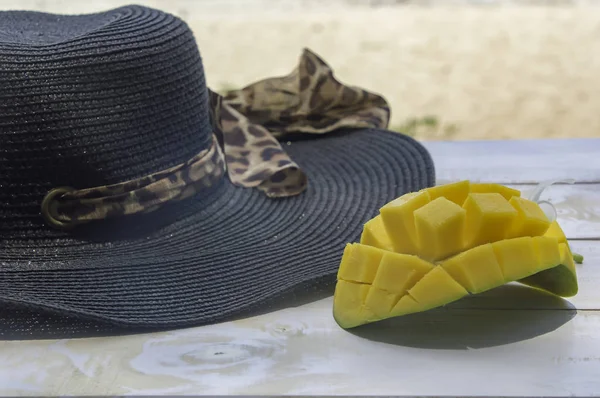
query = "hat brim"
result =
(0, 128, 434, 339)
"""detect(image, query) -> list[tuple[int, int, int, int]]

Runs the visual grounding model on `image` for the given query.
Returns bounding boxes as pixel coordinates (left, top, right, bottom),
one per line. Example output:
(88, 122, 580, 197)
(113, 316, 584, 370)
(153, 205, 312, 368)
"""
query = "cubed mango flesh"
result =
(470, 183, 521, 200)
(492, 237, 540, 281)
(337, 243, 384, 284)
(371, 251, 434, 294)
(390, 294, 424, 317)
(424, 180, 471, 205)
(414, 197, 466, 261)
(463, 193, 519, 248)
(440, 243, 505, 294)
(332, 280, 374, 329)
(332, 180, 579, 329)
(405, 266, 469, 310)
(506, 197, 551, 238)
(532, 236, 562, 272)
(360, 215, 394, 251)
(380, 190, 431, 254)
(544, 220, 567, 244)
(365, 288, 401, 318)
(518, 243, 578, 297)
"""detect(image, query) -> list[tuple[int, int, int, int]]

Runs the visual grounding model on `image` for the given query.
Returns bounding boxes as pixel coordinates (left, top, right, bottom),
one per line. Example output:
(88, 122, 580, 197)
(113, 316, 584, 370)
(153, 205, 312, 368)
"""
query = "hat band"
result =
(40, 48, 391, 230)
(41, 134, 226, 229)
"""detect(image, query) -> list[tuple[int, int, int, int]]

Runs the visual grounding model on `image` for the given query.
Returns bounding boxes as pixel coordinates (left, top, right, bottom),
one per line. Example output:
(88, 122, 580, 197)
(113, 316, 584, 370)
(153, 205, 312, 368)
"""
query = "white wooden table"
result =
(1, 138, 599, 397)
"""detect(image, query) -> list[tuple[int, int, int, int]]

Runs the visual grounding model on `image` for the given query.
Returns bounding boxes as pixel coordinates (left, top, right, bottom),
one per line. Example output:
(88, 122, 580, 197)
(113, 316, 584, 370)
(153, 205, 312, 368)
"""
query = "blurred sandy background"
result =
(2, 0, 600, 141)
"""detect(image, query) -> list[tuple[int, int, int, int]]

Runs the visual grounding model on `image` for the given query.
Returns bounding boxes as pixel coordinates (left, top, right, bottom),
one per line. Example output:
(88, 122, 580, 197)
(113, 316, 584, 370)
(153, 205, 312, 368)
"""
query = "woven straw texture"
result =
(0, 5, 435, 339)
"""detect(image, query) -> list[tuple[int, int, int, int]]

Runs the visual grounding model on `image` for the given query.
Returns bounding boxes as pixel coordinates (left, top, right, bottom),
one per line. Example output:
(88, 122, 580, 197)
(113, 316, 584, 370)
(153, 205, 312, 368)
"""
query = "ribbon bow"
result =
(209, 48, 391, 197)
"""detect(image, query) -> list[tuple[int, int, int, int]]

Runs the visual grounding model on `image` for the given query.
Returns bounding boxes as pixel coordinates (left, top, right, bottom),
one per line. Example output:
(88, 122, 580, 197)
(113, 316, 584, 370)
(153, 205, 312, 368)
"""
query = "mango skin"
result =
(333, 180, 579, 329)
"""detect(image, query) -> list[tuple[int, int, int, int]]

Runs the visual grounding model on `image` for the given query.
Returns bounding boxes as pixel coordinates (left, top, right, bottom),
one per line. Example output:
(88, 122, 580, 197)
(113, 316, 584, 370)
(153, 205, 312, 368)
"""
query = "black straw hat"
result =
(0, 5, 435, 339)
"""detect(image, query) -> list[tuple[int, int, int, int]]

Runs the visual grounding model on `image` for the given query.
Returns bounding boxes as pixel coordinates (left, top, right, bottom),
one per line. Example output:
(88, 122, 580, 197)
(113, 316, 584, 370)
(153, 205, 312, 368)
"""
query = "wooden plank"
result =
(1, 299, 599, 395)
(423, 138, 600, 184)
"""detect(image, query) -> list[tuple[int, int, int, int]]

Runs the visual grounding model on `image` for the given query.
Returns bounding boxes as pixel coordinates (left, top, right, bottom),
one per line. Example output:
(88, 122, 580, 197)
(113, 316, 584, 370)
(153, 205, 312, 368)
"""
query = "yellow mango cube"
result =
(380, 190, 431, 254)
(440, 243, 505, 294)
(544, 220, 567, 244)
(470, 183, 521, 200)
(492, 237, 539, 281)
(406, 266, 469, 309)
(425, 180, 471, 206)
(559, 242, 577, 274)
(414, 197, 467, 261)
(463, 193, 519, 248)
(360, 215, 394, 251)
(365, 287, 400, 318)
(518, 242, 578, 298)
(371, 251, 435, 294)
(390, 294, 425, 317)
(506, 197, 551, 238)
(332, 280, 374, 328)
(337, 243, 384, 284)
(532, 236, 561, 272)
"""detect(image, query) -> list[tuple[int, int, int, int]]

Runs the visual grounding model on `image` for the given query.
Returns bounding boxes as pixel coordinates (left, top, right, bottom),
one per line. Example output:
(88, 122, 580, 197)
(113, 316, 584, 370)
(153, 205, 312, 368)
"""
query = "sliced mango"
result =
(544, 220, 567, 244)
(390, 294, 424, 317)
(403, 266, 469, 310)
(440, 243, 505, 294)
(365, 288, 400, 318)
(333, 180, 580, 329)
(360, 215, 394, 252)
(519, 242, 578, 297)
(424, 180, 471, 205)
(470, 182, 521, 200)
(336, 243, 383, 284)
(414, 197, 466, 261)
(371, 251, 434, 294)
(332, 280, 374, 329)
(380, 190, 431, 254)
(492, 237, 542, 281)
(505, 196, 551, 238)
(532, 236, 562, 272)
(561, 242, 577, 274)
(463, 192, 518, 249)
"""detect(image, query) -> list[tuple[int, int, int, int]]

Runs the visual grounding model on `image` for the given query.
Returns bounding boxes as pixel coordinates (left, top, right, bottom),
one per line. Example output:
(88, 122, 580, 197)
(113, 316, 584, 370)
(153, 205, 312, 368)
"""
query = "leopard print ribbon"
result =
(41, 48, 390, 229)
(211, 48, 390, 198)
(42, 135, 226, 229)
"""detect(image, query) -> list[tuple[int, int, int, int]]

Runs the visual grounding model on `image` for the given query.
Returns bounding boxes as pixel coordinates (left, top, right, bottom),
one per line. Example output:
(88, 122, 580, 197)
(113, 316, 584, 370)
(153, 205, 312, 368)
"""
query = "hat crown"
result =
(0, 6, 214, 234)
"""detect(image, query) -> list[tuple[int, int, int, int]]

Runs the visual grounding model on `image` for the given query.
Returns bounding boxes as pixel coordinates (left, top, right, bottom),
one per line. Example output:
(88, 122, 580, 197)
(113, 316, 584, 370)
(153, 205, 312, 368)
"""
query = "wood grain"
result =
(423, 138, 600, 184)
(0, 277, 598, 395)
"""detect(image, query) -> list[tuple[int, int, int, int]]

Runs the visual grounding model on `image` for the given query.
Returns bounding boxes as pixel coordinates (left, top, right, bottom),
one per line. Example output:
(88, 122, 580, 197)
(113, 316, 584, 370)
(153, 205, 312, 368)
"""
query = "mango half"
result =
(333, 180, 580, 329)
